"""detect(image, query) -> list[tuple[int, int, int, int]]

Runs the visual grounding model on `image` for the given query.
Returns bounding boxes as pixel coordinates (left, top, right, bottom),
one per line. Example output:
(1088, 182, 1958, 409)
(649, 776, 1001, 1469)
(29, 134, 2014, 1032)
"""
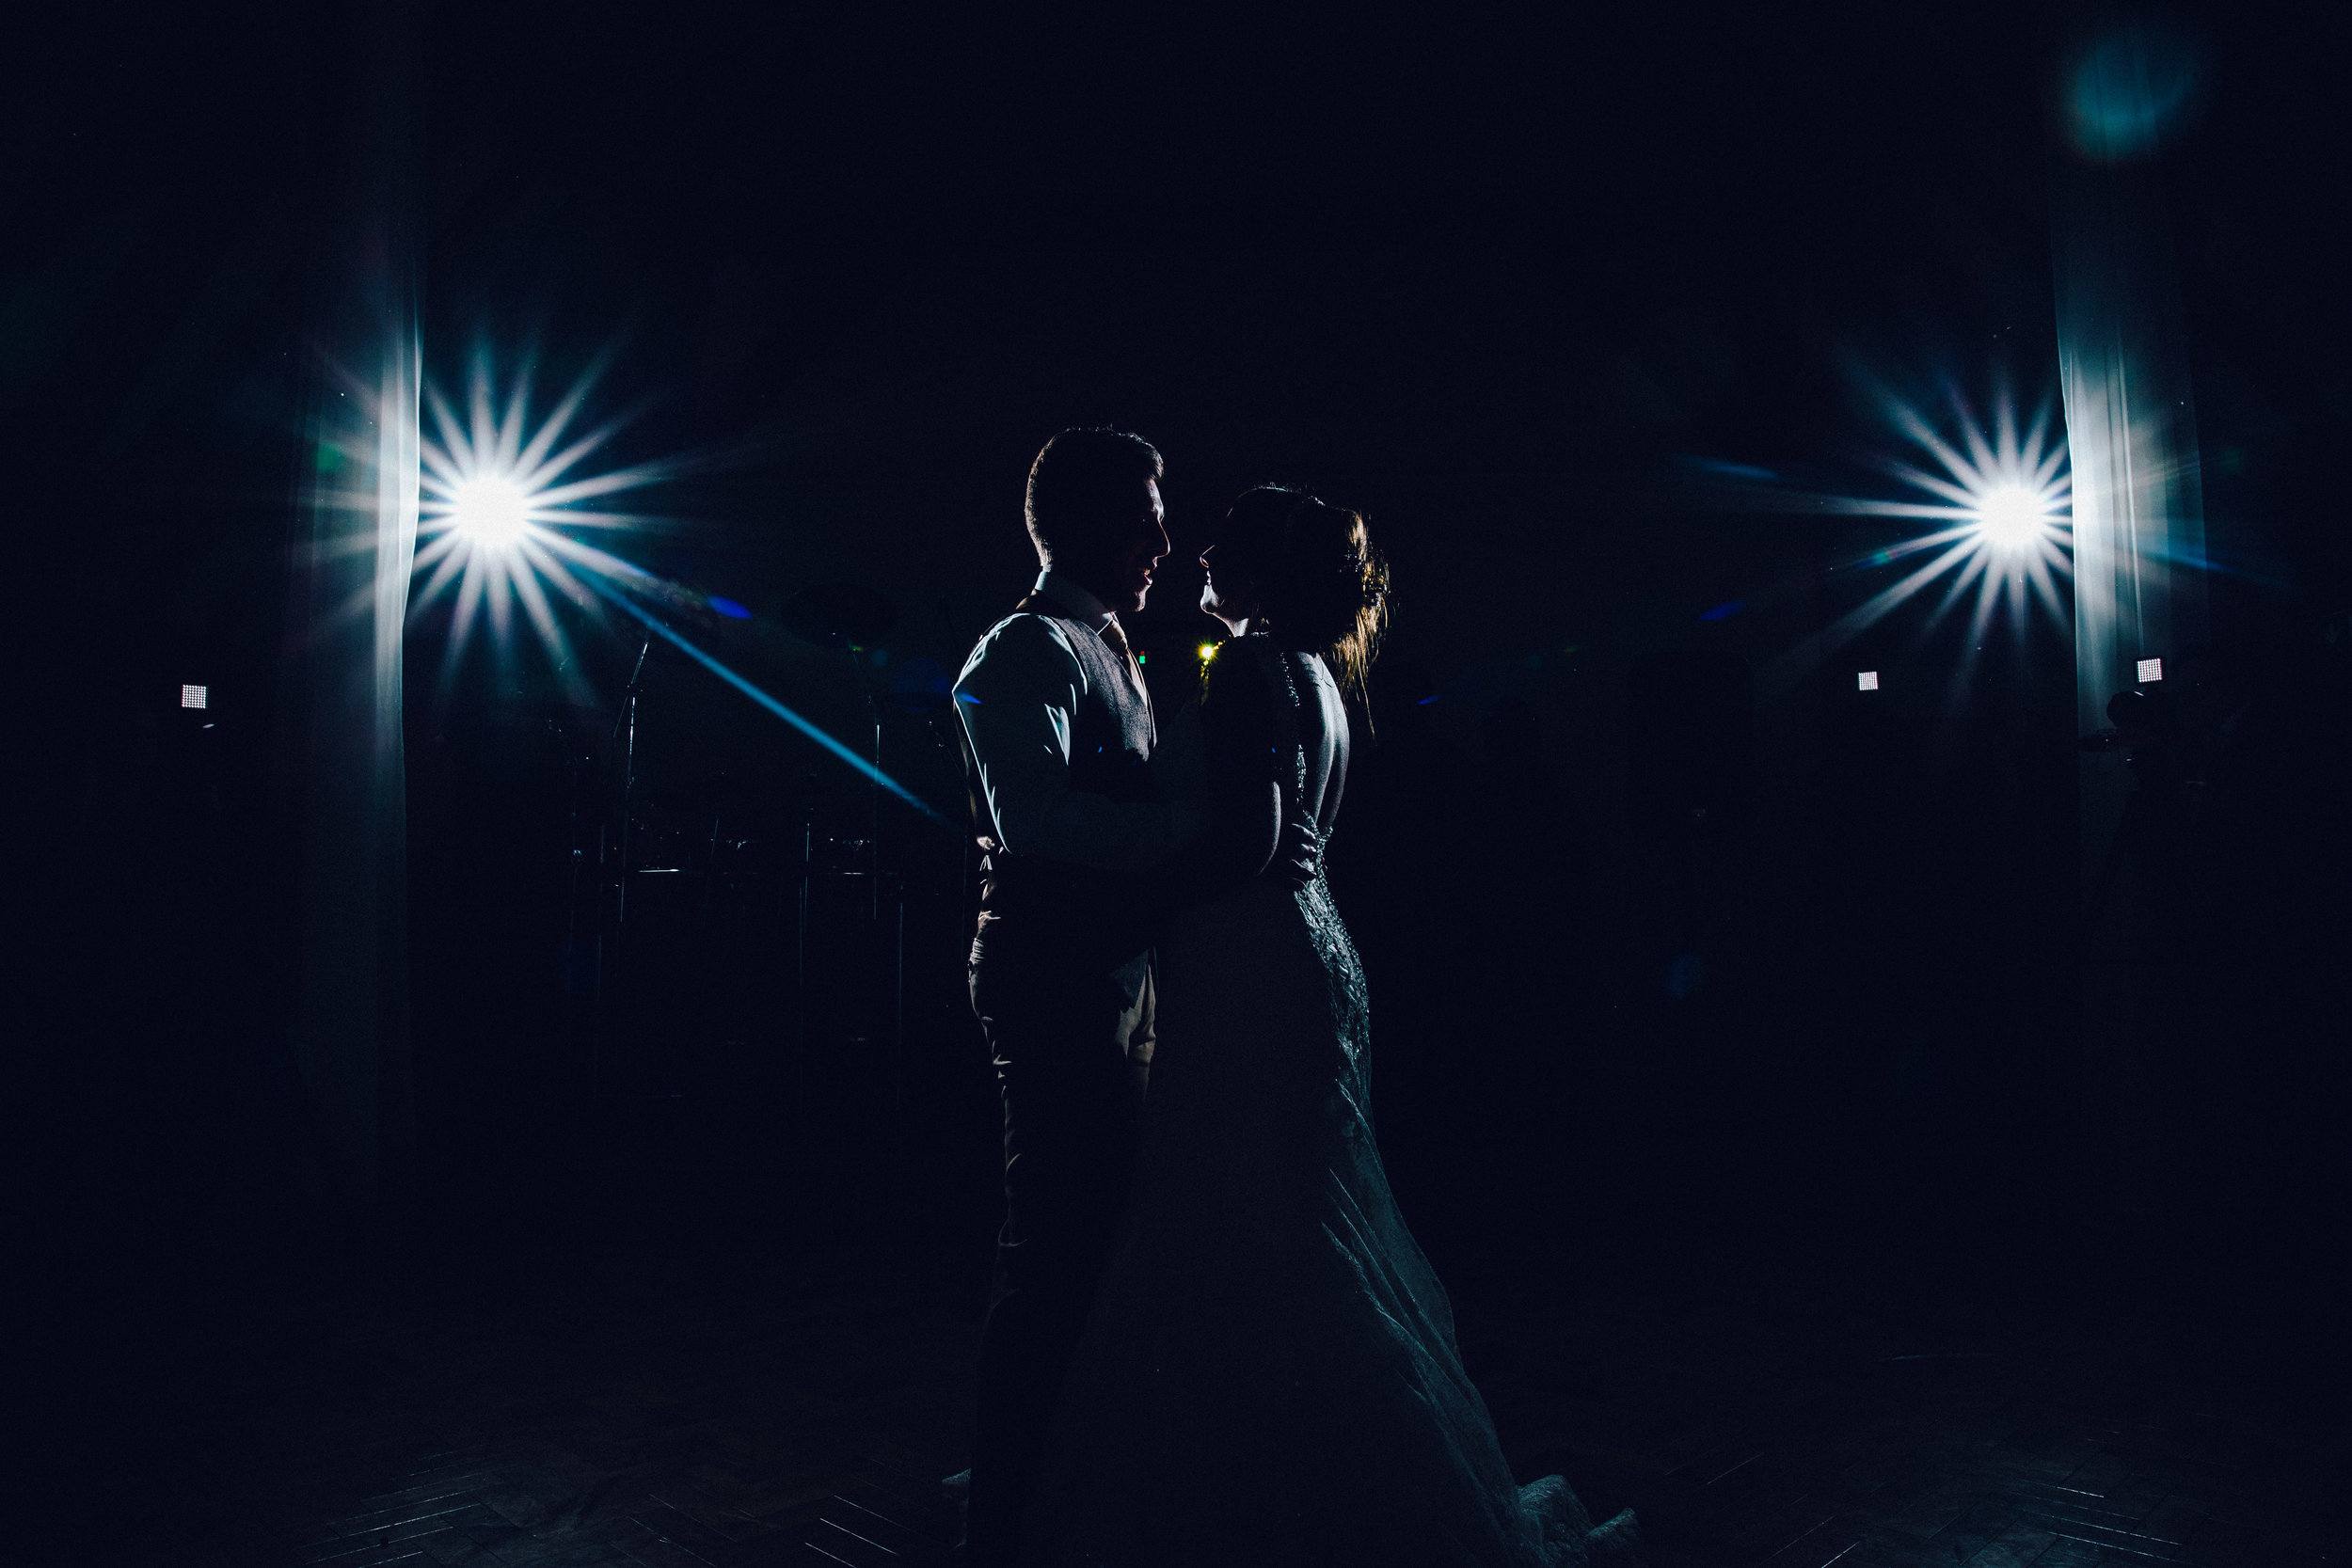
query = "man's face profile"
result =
(1095, 476, 1168, 615)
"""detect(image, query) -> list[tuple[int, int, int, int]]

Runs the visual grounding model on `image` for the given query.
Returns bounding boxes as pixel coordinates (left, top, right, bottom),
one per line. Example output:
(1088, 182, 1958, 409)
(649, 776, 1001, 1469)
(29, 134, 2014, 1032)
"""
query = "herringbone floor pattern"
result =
(135, 1216, 2340, 1567)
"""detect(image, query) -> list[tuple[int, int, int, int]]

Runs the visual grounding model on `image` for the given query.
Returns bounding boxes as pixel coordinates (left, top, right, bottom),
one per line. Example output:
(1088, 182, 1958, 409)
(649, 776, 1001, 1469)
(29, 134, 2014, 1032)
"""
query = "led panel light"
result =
(2137, 657, 2163, 682)
(1857, 671, 1879, 690)
(181, 684, 208, 709)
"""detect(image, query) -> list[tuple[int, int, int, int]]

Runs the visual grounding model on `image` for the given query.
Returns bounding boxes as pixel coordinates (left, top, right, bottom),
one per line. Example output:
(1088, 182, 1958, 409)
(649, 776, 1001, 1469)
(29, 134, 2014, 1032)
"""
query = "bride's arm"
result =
(1185, 646, 1289, 883)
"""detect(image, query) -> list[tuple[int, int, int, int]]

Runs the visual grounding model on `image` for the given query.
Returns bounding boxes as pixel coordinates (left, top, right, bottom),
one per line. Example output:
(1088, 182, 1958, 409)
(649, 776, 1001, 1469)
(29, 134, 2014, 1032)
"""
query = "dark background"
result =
(14, 0, 2349, 1504)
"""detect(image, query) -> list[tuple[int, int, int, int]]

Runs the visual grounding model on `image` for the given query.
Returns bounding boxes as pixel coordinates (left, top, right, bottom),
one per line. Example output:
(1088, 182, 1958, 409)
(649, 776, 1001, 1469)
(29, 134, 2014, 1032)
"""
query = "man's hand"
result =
(1267, 816, 1322, 891)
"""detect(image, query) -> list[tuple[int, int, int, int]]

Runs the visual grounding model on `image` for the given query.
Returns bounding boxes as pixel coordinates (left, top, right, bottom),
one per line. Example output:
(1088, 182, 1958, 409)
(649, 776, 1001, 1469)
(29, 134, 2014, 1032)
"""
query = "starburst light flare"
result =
(1975, 484, 2053, 550)
(410, 354, 676, 675)
(405, 351, 946, 821)
(1755, 385, 2073, 697)
(449, 474, 532, 548)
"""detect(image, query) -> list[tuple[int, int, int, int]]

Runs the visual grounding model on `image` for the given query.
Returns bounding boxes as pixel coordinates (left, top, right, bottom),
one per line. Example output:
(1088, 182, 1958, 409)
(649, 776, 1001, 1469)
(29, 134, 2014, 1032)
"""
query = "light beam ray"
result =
(579, 574, 946, 823)
(412, 348, 939, 814)
(407, 537, 469, 603)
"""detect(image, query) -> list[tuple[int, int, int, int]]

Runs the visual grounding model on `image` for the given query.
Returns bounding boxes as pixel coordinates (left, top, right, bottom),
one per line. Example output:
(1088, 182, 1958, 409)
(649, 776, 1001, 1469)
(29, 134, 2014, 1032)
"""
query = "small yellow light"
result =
(1198, 641, 1217, 661)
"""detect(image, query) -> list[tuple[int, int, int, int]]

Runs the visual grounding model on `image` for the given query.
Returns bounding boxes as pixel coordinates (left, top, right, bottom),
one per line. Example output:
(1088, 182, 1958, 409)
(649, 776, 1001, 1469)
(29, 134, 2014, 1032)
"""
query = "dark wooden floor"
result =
(117, 1176, 2341, 1568)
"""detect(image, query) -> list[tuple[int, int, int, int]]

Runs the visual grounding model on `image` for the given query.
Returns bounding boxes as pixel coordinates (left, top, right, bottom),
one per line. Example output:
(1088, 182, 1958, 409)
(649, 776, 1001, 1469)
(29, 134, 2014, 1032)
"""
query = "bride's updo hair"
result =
(1220, 485, 1391, 701)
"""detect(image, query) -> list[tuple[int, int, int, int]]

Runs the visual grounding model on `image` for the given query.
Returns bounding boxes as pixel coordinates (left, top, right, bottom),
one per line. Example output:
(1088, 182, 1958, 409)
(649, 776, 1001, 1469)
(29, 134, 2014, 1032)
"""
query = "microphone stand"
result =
(602, 635, 652, 1094)
(611, 636, 653, 911)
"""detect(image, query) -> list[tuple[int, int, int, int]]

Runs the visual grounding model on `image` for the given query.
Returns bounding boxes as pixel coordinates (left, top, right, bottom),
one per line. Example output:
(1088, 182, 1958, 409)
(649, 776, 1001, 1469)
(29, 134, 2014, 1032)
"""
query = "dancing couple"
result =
(950, 428, 1641, 1567)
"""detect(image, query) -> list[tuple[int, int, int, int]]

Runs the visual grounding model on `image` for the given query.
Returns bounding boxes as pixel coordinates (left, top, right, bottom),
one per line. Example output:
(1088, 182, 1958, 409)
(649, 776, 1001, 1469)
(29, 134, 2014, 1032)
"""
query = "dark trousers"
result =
(963, 939, 1152, 1565)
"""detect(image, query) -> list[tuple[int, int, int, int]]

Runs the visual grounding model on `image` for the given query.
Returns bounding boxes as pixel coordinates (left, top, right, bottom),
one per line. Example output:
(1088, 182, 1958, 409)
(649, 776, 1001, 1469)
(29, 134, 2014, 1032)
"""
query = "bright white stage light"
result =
(450, 474, 532, 548)
(1747, 382, 2073, 701)
(1974, 483, 2048, 548)
(415, 355, 678, 675)
(406, 354, 946, 821)
(1857, 671, 1879, 690)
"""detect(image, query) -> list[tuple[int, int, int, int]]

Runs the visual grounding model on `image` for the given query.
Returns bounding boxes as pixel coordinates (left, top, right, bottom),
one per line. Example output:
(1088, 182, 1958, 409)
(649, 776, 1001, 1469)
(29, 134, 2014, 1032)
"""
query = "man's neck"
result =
(1033, 567, 1118, 628)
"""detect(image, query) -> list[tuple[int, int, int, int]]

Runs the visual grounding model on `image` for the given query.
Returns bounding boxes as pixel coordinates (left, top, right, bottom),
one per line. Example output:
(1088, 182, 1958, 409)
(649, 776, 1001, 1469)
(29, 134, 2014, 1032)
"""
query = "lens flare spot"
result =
(2067, 19, 2202, 163)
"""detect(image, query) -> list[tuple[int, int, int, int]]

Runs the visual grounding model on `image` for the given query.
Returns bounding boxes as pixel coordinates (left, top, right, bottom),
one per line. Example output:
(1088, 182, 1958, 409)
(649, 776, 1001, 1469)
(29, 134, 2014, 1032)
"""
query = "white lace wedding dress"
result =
(1020, 638, 1642, 1567)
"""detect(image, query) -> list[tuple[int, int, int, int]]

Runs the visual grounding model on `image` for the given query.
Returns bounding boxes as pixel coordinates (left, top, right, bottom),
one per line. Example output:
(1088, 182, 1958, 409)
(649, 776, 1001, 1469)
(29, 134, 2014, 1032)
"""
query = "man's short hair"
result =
(1025, 428, 1163, 564)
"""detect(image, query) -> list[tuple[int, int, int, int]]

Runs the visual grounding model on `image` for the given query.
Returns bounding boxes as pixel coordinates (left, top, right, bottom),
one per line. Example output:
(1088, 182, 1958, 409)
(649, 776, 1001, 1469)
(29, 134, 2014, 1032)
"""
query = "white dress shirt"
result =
(953, 569, 1197, 872)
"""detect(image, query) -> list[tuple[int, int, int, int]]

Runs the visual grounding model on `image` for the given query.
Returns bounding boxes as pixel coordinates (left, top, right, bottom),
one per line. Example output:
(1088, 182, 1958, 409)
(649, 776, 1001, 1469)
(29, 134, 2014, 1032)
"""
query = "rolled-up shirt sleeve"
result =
(954, 614, 1195, 872)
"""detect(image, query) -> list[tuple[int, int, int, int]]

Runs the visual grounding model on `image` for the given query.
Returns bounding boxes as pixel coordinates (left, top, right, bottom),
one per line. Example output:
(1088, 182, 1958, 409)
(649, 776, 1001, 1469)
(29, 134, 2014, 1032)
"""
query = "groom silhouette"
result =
(952, 431, 1320, 1563)
(950, 428, 1184, 1564)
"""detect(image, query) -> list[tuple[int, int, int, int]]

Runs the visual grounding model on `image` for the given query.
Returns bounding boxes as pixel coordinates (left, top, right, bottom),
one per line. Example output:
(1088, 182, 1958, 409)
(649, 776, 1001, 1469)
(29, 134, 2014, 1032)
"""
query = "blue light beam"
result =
(407, 349, 944, 820)
(580, 572, 946, 824)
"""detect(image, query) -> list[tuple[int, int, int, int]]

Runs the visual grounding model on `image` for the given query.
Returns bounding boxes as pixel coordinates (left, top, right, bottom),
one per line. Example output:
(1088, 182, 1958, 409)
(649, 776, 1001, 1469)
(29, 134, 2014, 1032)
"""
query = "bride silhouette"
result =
(1021, 488, 1643, 1566)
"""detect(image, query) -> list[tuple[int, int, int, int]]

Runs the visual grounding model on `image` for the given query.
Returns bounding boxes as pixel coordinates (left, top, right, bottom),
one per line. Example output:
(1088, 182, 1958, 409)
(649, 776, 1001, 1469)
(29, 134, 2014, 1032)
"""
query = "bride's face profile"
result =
(1198, 542, 1259, 635)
